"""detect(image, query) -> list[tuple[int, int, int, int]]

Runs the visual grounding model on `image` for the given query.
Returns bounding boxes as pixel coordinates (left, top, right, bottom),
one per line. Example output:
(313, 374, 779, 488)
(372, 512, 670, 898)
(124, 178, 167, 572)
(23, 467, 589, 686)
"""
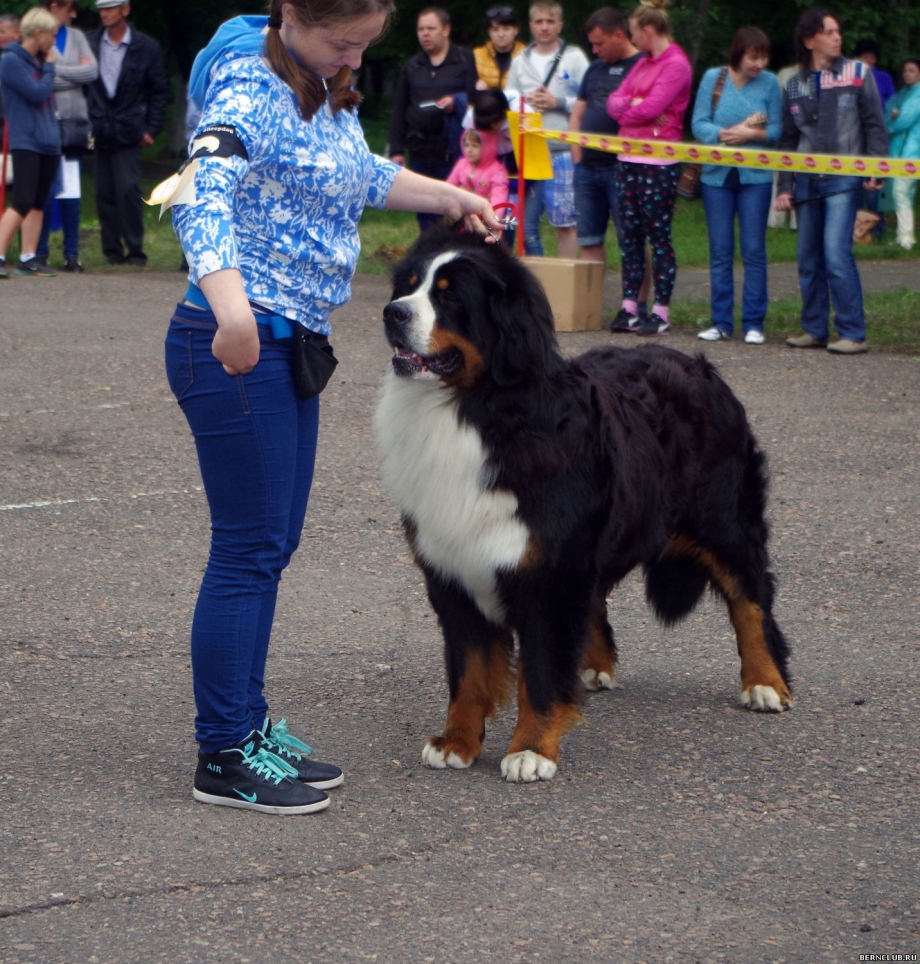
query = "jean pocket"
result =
(165, 327, 195, 401)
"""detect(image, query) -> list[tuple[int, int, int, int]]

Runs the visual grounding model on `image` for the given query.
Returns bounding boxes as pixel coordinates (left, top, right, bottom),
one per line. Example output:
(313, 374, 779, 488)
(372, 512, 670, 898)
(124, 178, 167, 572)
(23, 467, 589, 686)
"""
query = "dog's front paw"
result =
(422, 739, 475, 770)
(580, 668, 623, 692)
(500, 750, 557, 782)
(740, 684, 792, 712)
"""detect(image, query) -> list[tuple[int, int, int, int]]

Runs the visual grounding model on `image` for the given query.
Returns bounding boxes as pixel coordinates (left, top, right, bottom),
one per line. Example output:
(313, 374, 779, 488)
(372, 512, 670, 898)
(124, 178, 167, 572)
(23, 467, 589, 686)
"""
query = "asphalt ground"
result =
(1, 263, 919, 964)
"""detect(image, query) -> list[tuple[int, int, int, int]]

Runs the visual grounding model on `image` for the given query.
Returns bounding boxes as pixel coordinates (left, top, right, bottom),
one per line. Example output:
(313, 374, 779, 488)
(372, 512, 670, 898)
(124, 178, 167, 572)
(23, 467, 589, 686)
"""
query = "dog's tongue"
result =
(397, 347, 425, 365)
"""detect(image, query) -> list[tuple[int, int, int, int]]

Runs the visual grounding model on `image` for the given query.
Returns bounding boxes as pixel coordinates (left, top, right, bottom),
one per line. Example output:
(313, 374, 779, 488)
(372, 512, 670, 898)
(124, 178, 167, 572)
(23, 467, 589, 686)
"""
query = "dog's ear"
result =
(488, 267, 559, 388)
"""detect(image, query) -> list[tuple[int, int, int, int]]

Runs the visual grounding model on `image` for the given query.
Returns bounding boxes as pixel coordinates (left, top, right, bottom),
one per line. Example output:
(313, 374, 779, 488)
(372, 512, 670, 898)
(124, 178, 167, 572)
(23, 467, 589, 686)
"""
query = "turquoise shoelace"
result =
(263, 718, 313, 761)
(234, 740, 299, 785)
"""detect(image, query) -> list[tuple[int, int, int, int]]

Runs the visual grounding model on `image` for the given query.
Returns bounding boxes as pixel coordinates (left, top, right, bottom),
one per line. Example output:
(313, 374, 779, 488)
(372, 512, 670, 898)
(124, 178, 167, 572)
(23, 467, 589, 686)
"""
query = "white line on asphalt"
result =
(0, 488, 201, 512)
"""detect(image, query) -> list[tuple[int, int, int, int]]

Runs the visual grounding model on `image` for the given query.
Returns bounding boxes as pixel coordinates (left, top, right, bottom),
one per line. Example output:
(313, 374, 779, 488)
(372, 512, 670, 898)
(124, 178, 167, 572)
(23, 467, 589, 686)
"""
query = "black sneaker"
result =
(125, 253, 148, 267)
(636, 313, 669, 336)
(63, 258, 85, 273)
(15, 258, 57, 277)
(0, 259, 8, 280)
(193, 735, 330, 815)
(609, 308, 640, 333)
(258, 718, 344, 790)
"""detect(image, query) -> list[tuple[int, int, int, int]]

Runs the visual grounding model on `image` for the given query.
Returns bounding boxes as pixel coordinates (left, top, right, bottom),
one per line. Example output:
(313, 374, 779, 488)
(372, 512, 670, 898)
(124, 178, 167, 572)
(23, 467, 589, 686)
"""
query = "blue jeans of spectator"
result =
(522, 178, 545, 255)
(37, 197, 81, 262)
(795, 189, 866, 343)
(164, 303, 320, 753)
(409, 158, 453, 232)
(574, 162, 622, 249)
(701, 174, 772, 336)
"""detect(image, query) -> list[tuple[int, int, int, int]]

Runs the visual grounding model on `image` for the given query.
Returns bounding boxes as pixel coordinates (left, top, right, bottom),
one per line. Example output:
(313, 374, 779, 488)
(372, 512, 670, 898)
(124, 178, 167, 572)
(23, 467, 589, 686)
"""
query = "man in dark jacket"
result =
(775, 9, 888, 354)
(86, 0, 168, 265)
(387, 7, 478, 231)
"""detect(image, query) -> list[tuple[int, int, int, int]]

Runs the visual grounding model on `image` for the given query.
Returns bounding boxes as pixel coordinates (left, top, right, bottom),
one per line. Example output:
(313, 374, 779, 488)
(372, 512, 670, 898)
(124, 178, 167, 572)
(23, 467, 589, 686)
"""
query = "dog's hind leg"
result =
(728, 596, 792, 712)
(579, 591, 622, 692)
(420, 574, 515, 770)
(655, 536, 792, 712)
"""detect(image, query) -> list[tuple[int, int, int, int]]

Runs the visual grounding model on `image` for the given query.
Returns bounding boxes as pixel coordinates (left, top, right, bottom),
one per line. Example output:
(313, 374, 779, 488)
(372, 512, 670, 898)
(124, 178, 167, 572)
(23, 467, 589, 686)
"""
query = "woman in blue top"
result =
(166, 0, 502, 816)
(885, 58, 920, 250)
(691, 27, 781, 343)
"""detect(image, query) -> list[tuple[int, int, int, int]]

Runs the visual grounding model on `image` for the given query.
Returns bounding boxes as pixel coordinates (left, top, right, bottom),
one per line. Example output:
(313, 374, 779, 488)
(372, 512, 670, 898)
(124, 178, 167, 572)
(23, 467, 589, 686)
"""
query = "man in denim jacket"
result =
(775, 9, 888, 355)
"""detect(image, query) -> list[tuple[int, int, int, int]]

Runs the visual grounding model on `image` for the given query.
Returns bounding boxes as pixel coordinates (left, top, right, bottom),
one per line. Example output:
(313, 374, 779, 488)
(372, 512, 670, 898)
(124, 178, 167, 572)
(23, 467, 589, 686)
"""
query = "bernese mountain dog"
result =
(373, 227, 792, 783)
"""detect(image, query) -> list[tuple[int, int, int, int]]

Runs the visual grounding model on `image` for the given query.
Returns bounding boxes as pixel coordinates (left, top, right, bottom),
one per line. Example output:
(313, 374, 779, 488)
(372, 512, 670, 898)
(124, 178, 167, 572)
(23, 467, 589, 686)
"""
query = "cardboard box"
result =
(521, 257, 605, 332)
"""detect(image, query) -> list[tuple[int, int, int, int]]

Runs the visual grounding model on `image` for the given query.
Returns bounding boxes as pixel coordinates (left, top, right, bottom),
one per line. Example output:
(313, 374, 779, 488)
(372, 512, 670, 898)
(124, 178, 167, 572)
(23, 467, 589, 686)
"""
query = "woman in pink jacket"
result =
(606, 0, 691, 335)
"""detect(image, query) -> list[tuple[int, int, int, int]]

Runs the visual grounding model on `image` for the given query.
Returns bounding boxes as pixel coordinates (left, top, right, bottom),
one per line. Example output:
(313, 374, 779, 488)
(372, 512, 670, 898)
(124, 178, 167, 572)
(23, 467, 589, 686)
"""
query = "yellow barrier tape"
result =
(540, 129, 920, 179)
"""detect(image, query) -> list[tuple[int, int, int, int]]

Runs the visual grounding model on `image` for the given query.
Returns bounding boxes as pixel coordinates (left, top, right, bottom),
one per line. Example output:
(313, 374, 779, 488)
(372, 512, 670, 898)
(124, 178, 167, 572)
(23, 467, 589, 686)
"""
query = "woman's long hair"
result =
(264, 0, 395, 120)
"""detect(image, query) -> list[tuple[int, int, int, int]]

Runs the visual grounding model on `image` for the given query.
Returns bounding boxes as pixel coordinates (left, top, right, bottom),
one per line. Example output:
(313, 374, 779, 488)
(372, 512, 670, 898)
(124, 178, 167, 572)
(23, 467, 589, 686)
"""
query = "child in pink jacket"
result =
(447, 128, 509, 210)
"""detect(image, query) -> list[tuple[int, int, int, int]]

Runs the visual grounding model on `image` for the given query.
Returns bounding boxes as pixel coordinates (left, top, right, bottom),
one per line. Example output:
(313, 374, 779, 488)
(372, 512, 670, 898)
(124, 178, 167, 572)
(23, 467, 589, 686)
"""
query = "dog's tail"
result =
(643, 554, 709, 626)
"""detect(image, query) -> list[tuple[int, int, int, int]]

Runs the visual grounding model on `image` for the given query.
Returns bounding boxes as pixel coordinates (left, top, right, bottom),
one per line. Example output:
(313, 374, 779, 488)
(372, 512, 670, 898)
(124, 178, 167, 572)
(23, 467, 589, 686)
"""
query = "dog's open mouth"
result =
(391, 344, 463, 378)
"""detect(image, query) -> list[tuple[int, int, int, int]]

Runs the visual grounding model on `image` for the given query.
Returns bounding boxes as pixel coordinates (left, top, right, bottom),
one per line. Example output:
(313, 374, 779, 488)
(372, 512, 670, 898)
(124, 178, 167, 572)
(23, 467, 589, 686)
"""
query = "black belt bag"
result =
(291, 325, 338, 400)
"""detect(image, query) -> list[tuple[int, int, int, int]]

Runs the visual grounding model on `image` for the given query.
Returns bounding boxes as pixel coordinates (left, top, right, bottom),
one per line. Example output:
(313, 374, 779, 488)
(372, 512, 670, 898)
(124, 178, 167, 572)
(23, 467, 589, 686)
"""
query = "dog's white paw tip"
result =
(740, 685, 791, 712)
(500, 750, 557, 783)
(422, 741, 472, 769)
(581, 669, 623, 692)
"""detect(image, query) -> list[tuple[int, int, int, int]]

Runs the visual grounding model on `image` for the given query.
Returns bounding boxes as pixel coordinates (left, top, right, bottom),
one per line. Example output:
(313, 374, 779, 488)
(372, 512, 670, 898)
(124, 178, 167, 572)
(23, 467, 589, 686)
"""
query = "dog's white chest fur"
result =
(374, 373, 529, 624)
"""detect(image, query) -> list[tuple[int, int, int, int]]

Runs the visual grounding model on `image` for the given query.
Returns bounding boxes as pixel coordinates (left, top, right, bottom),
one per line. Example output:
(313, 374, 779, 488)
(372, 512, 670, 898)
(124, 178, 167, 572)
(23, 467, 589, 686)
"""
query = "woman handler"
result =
(167, 0, 502, 815)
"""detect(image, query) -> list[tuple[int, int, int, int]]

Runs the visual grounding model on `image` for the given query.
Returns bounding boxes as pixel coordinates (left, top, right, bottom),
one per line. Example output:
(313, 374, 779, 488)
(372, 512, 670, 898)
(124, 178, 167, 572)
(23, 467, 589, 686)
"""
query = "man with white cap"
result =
(86, 1, 168, 266)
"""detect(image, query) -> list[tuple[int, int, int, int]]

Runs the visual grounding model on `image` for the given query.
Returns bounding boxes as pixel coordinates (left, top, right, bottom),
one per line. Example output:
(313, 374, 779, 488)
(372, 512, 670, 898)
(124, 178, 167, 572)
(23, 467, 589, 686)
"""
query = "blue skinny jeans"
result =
(701, 175, 772, 336)
(165, 303, 320, 753)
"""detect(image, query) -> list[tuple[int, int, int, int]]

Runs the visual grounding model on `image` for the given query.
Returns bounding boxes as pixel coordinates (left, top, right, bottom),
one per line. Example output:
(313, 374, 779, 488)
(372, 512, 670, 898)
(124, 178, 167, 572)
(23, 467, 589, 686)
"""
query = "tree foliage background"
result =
(3, 0, 918, 112)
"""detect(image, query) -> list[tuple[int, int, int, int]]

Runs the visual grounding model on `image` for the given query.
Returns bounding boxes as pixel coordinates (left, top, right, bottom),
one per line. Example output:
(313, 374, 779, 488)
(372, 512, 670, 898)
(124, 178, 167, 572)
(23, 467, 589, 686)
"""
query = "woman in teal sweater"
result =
(885, 58, 920, 250)
(691, 27, 781, 343)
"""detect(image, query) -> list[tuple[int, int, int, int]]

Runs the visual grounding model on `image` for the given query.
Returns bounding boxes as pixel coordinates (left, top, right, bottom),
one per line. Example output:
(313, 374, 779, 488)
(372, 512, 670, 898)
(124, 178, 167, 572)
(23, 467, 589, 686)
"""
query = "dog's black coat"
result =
(375, 228, 792, 781)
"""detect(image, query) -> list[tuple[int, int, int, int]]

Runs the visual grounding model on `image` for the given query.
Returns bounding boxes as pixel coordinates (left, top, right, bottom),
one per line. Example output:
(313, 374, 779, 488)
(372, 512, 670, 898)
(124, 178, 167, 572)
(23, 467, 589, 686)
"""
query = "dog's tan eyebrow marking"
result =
(419, 252, 460, 293)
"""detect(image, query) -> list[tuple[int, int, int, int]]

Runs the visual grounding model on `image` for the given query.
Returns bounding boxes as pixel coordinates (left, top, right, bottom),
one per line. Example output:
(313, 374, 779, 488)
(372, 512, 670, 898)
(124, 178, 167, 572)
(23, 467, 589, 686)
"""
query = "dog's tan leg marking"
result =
(728, 599, 793, 711)
(663, 536, 793, 711)
(501, 669, 583, 782)
(579, 616, 620, 691)
(422, 642, 514, 770)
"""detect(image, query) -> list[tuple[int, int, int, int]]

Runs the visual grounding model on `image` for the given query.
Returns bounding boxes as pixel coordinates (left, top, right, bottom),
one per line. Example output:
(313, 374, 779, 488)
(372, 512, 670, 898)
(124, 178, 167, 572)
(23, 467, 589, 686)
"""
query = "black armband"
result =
(180, 125, 249, 172)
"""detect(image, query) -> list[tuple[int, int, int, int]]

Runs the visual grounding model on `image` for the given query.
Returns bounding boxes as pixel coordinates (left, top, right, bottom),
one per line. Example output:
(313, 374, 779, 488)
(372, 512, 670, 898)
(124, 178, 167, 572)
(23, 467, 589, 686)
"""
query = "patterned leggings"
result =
(615, 162, 681, 306)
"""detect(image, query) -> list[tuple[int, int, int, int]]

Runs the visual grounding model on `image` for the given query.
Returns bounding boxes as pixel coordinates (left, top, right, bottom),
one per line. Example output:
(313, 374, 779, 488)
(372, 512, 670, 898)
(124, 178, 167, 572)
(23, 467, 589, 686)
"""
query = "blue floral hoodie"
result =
(175, 16, 400, 334)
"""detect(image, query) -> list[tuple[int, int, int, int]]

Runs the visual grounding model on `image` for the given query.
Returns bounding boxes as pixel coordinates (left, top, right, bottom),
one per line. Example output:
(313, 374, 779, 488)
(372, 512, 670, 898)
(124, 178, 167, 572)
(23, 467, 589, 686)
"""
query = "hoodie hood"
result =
(188, 15, 268, 110)
(472, 128, 500, 168)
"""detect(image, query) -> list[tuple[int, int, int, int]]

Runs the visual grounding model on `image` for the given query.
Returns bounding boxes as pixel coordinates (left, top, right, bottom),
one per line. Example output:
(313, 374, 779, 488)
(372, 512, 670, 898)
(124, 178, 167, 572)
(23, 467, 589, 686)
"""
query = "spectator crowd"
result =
(0, 0, 166, 277)
(2, 0, 917, 352)
(379, 0, 905, 352)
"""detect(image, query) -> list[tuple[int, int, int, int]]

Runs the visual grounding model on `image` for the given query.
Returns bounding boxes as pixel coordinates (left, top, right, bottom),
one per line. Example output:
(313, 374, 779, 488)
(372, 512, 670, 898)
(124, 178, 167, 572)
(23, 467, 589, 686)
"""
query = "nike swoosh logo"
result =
(234, 789, 257, 803)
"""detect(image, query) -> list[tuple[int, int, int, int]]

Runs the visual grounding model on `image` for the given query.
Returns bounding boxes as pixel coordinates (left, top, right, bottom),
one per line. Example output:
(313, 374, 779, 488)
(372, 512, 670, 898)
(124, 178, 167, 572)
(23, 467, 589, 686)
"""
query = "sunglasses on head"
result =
(487, 6, 515, 20)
